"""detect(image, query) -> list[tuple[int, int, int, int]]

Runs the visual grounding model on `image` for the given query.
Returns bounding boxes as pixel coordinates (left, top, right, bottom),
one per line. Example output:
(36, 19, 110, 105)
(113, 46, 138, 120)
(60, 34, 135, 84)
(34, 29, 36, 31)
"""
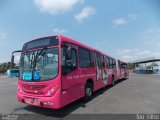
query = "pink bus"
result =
(11, 35, 128, 109)
(116, 60, 129, 80)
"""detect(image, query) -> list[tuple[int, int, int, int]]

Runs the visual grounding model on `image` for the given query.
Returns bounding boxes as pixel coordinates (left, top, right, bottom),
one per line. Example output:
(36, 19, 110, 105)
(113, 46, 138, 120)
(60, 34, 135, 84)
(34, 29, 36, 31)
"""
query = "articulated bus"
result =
(11, 35, 129, 109)
(116, 60, 129, 80)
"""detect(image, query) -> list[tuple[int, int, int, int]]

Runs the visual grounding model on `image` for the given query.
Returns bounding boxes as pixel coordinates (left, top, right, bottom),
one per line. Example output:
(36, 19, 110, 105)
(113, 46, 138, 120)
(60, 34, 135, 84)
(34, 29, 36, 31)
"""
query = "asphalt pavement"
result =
(0, 74, 160, 119)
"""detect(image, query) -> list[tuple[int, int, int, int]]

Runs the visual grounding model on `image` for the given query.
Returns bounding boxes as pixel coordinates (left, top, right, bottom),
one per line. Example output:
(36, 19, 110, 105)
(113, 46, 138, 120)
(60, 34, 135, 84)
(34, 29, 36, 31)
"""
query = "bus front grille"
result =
(21, 84, 46, 95)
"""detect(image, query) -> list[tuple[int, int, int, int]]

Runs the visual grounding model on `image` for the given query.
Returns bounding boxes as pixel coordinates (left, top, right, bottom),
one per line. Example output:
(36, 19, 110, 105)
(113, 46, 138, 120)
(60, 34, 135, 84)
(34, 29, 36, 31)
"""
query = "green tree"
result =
(0, 62, 18, 73)
(128, 63, 135, 70)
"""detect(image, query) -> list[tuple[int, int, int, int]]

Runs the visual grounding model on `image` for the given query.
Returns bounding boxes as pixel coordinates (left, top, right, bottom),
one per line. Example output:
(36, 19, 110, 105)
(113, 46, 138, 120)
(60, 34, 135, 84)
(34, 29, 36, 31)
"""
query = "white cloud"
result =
(53, 28, 68, 33)
(0, 32, 8, 48)
(143, 28, 160, 45)
(94, 41, 108, 53)
(157, 43, 160, 47)
(146, 28, 160, 33)
(34, 0, 84, 15)
(0, 58, 8, 64)
(74, 6, 95, 23)
(0, 32, 8, 40)
(112, 14, 138, 26)
(128, 14, 138, 21)
(0, 55, 20, 64)
(115, 28, 160, 62)
(143, 35, 151, 44)
(117, 49, 160, 62)
(112, 17, 127, 25)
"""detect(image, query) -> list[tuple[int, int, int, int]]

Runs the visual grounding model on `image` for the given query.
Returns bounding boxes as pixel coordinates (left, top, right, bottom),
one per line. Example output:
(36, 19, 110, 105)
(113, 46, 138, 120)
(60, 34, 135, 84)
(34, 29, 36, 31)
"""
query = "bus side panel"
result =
(106, 70, 110, 86)
(113, 67, 118, 81)
(61, 69, 85, 105)
(59, 89, 70, 108)
(79, 67, 96, 94)
(116, 60, 122, 80)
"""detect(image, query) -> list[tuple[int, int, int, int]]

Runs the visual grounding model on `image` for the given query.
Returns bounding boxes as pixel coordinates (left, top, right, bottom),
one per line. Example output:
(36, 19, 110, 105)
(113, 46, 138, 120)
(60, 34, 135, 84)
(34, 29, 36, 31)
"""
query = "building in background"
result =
(130, 56, 160, 74)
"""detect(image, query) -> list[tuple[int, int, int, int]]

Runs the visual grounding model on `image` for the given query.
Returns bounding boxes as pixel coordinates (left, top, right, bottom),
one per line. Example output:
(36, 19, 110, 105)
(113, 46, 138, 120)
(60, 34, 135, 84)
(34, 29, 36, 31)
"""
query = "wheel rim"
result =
(86, 87, 92, 97)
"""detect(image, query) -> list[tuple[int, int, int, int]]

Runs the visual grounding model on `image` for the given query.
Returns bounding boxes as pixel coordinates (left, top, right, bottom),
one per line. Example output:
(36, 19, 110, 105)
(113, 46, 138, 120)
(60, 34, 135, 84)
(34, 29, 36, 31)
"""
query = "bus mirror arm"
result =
(11, 50, 22, 68)
(66, 46, 72, 60)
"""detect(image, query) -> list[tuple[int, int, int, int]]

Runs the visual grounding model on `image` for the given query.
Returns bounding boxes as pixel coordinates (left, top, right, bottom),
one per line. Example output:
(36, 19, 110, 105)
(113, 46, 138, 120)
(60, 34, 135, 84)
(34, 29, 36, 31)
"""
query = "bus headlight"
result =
(17, 86, 23, 93)
(45, 86, 58, 97)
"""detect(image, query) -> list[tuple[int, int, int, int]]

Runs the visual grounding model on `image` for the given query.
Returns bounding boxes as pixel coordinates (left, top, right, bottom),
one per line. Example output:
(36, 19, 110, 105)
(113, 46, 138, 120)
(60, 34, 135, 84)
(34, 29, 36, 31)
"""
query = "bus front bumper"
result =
(17, 90, 61, 109)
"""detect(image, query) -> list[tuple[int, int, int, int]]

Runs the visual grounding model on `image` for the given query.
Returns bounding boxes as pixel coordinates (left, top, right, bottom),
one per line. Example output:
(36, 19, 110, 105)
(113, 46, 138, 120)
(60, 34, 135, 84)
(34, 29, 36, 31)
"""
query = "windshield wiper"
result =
(33, 47, 48, 70)
(30, 47, 48, 81)
(37, 47, 48, 57)
(30, 52, 35, 70)
(36, 47, 48, 62)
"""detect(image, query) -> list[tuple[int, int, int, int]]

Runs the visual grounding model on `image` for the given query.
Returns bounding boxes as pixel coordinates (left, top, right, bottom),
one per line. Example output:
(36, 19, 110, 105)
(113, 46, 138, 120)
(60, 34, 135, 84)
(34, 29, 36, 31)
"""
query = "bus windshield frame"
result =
(19, 36, 60, 82)
(19, 47, 59, 82)
(22, 36, 59, 51)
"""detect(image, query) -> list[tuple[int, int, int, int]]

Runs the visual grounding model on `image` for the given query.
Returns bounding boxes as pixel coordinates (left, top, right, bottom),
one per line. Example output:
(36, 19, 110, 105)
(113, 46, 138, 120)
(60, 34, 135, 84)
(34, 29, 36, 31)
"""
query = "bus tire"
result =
(111, 76, 115, 87)
(83, 83, 93, 101)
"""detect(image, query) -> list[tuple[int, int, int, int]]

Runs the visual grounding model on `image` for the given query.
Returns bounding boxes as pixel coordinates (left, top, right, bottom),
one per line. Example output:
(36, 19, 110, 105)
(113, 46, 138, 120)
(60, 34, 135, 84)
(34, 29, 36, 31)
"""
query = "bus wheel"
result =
(83, 83, 93, 101)
(111, 76, 115, 87)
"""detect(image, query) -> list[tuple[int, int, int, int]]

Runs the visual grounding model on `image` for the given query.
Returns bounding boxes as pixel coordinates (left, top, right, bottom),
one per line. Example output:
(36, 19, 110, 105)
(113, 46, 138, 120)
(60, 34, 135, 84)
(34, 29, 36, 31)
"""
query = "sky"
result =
(0, 0, 160, 63)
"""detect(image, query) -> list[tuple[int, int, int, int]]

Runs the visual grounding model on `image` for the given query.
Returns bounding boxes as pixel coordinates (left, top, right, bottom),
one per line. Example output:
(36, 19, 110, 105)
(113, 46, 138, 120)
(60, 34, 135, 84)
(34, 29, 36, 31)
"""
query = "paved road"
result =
(0, 74, 160, 119)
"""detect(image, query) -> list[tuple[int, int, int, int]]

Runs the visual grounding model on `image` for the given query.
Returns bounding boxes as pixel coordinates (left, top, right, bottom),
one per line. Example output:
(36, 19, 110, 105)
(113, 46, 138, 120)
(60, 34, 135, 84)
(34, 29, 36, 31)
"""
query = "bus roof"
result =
(118, 59, 128, 64)
(24, 34, 116, 60)
(59, 34, 116, 60)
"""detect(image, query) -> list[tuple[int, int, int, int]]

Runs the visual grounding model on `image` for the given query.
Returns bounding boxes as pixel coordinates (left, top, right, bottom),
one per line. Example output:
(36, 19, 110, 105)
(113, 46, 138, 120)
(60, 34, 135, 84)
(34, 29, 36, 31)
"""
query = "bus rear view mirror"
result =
(11, 50, 22, 68)
(11, 55, 14, 68)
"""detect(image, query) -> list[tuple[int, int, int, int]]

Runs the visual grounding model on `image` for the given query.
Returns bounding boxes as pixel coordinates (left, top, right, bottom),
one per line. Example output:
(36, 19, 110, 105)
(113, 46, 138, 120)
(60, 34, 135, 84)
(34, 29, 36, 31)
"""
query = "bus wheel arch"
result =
(83, 79, 94, 101)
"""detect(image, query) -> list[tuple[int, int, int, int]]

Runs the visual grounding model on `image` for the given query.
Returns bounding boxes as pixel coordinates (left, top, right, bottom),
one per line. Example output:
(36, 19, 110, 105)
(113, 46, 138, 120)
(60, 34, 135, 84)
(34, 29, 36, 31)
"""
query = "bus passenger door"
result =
(61, 46, 81, 103)
(67, 48, 82, 102)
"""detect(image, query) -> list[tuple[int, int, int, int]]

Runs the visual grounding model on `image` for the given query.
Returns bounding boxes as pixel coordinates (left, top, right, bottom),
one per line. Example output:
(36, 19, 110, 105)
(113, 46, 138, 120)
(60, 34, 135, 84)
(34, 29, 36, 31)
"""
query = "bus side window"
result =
(122, 63, 127, 69)
(121, 63, 124, 69)
(71, 49, 78, 69)
(78, 47, 91, 68)
(95, 52, 98, 68)
(112, 59, 116, 68)
(106, 57, 110, 69)
(94, 52, 101, 68)
(90, 51, 95, 67)
(101, 55, 105, 68)
(97, 53, 101, 68)
(109, 58, 113, 69)
(61, 46, 78, 75)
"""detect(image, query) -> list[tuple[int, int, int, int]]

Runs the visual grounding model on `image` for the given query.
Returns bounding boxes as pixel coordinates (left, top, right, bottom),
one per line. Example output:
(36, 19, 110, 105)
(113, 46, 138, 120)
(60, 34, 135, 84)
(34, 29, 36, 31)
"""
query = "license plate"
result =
(25, 98, 35, 104)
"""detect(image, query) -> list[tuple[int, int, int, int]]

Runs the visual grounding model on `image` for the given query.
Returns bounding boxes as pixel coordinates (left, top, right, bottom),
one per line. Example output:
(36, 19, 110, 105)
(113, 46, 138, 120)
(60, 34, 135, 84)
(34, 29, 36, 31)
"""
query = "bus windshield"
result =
(19, 48, 58, 81)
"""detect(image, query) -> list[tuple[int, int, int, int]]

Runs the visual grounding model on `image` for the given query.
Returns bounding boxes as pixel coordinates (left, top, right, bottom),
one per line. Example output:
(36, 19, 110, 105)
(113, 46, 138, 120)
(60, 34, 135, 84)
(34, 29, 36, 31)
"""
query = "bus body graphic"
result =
(102, 68, 108, 85)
